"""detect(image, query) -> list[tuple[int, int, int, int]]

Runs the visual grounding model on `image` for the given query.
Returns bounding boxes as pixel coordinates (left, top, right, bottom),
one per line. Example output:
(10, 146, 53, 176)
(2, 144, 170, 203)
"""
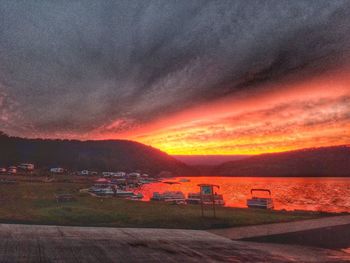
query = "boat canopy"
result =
(197, 184, 220, 188)
(250, 189, 271, 196)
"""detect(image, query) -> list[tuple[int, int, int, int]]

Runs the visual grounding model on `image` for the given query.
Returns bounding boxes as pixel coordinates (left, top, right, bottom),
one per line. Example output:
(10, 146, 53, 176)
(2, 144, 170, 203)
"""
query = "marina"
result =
(138, 176, 350, 213)
(84, 176, 350, 213)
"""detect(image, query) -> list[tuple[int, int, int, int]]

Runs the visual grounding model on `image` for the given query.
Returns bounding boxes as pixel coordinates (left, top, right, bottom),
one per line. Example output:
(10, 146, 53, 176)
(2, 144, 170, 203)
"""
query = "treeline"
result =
(2, 131, 349, 177)
(0, 131, 193, 176)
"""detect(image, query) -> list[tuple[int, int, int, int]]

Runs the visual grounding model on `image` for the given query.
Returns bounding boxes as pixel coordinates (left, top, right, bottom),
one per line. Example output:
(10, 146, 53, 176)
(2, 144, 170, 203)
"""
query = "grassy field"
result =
(0, 176, 332, 229)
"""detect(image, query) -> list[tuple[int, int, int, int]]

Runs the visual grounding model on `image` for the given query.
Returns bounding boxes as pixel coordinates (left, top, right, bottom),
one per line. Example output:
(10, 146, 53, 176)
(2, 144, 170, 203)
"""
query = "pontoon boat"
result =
(247, 189, 274, 209)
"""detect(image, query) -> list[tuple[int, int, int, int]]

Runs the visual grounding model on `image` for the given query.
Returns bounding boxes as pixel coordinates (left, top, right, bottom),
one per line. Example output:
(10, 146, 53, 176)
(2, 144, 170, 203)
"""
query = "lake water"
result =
(138, 177, 350, 213)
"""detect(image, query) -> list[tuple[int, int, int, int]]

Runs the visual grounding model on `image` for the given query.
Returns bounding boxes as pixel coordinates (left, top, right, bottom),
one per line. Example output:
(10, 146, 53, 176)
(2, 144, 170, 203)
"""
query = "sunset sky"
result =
(0, 1, 350, 155)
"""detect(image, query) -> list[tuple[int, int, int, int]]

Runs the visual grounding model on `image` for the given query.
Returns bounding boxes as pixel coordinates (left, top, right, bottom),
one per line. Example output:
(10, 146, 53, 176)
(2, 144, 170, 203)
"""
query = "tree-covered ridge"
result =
(0, 132, 193, 176)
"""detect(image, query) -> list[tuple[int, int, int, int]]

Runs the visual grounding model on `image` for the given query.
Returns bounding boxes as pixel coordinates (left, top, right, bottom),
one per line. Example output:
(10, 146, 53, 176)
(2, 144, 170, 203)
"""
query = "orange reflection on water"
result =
(137, 177, 350, 213)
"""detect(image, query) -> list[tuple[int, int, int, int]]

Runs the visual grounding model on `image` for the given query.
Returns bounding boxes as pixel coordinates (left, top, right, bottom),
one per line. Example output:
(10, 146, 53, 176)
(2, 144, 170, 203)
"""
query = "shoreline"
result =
(0, 174, 348, 229)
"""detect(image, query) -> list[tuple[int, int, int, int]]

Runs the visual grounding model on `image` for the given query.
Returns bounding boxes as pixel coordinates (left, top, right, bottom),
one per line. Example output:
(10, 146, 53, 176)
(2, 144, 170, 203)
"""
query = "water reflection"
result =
(137, 177, 350, 213)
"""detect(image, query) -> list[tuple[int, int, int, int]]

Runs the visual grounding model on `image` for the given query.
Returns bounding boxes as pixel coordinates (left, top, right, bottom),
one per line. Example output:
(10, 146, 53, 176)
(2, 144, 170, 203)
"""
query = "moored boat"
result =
(126, 193, 144, 200)
(186, 192, 225, 206)
(151, 191, 186, 203)
(247, 189, 274, 209)
(89, 184, 138, 197)
(96, 187, 114, 195)
(115, 189, 135, 197)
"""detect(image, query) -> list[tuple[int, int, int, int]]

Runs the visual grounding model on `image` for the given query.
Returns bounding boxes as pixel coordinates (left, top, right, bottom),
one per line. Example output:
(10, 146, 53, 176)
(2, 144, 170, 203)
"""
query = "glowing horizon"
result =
(13, 69, 350, 156)
(87, 69, 350, 155)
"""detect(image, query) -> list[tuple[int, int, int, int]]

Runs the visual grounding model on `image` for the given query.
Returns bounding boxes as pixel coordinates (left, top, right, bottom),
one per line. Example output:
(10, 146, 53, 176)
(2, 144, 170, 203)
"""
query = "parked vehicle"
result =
(7, 166, 17, 174)
(18, 163, 35, 171)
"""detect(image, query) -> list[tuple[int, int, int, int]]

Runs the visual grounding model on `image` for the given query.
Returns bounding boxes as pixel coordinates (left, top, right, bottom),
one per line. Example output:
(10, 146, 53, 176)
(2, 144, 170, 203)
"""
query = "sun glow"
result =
(93, 69, 350, 155)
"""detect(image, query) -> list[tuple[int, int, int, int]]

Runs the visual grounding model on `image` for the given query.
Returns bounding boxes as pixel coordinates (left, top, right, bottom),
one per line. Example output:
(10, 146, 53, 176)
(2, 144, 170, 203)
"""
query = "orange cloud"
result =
(116, 69, 350, 155)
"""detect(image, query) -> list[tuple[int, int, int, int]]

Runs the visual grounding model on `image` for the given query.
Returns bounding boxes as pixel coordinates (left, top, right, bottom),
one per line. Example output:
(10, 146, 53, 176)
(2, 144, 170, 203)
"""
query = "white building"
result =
(79, 170, 98, 176)
(128, 172, 141, 178)
(112, 172, 126, 177)
(50, 167, 64, 174)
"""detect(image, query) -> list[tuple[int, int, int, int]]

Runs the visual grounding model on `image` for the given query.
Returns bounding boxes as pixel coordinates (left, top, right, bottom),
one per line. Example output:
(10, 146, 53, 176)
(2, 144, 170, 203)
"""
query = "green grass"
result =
(0, 181, 330, 229)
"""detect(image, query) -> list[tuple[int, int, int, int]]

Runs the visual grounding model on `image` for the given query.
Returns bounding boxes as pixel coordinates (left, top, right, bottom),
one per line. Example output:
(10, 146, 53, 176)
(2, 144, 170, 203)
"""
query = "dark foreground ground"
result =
(244, 223, 350, 250)
(0, 223, 349, 263)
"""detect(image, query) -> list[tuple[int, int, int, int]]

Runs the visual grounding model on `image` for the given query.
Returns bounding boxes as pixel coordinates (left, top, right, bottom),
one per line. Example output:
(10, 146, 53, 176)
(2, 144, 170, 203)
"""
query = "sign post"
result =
(198, 184, 220, 218)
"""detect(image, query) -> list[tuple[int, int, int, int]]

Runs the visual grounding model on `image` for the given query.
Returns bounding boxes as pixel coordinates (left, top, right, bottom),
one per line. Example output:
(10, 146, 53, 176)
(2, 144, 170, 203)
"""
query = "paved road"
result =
(209, 215, 350, 240)
(0, 223, 349, 262)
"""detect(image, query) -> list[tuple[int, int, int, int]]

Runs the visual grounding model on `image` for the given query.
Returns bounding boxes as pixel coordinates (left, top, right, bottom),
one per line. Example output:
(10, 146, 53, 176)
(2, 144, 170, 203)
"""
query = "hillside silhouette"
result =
(0, 131, 193, 176)
(216, 145, 350, 177)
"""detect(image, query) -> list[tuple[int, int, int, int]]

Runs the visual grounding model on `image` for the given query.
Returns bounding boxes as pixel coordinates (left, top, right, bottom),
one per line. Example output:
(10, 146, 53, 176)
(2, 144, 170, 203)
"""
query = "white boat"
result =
(116, 189, 135, 197)
(126, 193, 144, 200)
(186, 192, 225, 206)
(98, 187, 114, 195)
(89, 184, 140, 198)
(151, 191, 185, 202)
(186, 193, 201, 204)
(247, 189, 274, 209)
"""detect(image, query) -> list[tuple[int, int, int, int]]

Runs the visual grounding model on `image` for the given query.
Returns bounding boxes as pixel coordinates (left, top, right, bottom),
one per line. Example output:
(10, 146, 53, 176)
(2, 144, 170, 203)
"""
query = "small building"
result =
(128, 172, 141, 178)
(79, 170, 89, 176)
(102, 172, 112, 177)
(50, 167, 65, 174)
(112, 172, 126, 178)
(78, 170, 98, 176)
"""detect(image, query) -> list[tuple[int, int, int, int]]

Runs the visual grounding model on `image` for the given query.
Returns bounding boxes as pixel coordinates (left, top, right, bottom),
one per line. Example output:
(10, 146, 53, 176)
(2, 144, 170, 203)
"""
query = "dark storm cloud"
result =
(0, 0, 350, 137)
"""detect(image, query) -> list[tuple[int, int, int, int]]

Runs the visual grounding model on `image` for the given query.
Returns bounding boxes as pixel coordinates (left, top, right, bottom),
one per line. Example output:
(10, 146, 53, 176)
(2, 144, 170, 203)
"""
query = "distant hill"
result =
(215, 146, 350, 177)
(2, 130, 348, 177)
(172, 155, 251, 166)
(0, 132, 194, 176)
